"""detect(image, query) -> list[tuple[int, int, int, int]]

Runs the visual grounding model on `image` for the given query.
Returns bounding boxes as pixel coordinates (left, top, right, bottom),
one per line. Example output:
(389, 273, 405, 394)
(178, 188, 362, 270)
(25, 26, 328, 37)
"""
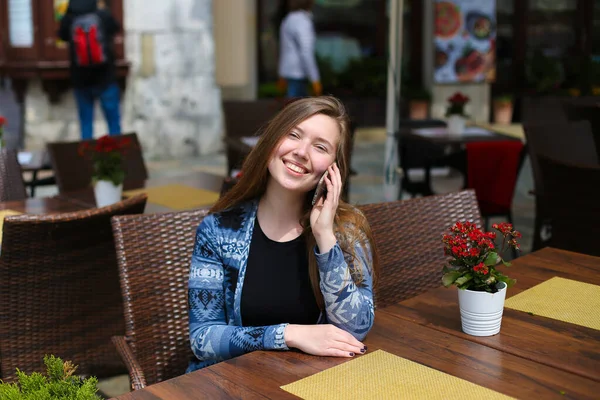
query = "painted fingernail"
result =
(360, 348, 365, 353)
(363, 346, 368, 351)
(349, 352, 355, 356)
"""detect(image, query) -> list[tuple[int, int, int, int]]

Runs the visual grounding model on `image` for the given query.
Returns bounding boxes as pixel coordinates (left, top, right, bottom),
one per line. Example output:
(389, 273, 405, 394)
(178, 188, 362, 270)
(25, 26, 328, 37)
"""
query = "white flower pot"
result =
(94, 180, 123, 207)
(457, 282, 507, 336)
(447, 115, 466, 135)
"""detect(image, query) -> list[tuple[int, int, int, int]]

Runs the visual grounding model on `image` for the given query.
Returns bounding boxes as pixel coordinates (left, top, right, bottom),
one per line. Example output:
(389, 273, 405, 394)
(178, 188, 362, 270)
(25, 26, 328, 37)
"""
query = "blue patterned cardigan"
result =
(187, 199, 375, 372)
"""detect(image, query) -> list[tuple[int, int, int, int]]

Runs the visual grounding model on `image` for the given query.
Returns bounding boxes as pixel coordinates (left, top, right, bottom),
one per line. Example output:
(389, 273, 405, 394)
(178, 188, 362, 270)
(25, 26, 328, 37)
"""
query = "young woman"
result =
(187, 96, 378, 372)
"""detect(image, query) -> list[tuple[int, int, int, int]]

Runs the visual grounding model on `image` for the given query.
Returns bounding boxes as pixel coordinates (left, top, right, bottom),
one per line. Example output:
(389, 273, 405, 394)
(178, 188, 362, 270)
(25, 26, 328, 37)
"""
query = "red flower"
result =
(473, 263, 489, 275)
(447, 92, 470, 104)
(442, 220, 520, 291)
(0, 116, 6, 126)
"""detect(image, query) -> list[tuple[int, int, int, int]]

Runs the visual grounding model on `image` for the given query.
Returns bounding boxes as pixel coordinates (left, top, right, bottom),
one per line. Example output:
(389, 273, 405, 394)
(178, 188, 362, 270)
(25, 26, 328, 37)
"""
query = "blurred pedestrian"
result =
(59, 0, 121, 140)
(278, 0, 322, 98)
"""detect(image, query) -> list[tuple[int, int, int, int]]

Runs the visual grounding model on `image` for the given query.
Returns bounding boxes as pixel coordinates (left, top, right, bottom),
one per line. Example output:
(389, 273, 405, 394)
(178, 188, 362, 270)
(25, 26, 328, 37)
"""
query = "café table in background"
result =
(59, 171, 225, 213)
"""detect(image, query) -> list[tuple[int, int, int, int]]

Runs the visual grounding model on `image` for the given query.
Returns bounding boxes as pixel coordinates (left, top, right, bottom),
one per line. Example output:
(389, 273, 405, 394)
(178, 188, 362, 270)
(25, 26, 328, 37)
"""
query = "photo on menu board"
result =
(434, 0, 496, 84)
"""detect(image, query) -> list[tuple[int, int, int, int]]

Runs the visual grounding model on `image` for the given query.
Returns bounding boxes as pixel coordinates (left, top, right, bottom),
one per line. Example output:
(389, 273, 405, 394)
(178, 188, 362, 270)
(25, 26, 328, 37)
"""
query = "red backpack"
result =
(71, 13, 107, 66)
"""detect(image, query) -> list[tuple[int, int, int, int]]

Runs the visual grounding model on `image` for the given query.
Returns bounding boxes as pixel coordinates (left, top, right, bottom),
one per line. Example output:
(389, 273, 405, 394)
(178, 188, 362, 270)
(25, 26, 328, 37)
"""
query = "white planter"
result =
(447, 115, 466, 135)
(94, 180, 123, 207)
(457, 282, 507, 336)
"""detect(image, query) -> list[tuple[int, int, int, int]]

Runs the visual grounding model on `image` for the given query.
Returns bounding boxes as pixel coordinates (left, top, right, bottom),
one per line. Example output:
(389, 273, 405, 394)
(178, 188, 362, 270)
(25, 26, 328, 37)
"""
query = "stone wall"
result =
(24, 0, 222, 160)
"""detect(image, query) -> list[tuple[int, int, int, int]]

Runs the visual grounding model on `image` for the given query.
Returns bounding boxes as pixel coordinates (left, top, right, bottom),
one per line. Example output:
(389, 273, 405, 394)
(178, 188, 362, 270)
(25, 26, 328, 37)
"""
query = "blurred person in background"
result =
(59, 0, 121, 140)
(278, 0, 322, 98)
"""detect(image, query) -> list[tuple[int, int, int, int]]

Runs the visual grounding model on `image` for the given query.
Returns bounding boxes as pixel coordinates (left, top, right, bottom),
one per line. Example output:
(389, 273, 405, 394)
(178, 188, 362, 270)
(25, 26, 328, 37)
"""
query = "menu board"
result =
(8, 0, 34, 48)
(433, 0, 496, 84)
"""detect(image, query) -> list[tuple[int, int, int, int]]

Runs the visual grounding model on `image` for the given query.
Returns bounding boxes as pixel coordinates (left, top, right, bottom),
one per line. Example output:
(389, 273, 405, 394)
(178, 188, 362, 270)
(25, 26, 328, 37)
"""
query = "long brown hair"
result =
(211, 96, 379, 309)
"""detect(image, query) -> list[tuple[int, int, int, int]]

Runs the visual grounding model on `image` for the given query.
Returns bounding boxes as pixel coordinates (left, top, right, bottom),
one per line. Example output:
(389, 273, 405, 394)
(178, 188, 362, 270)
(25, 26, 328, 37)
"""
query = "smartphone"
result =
(311, 170, 329, 206)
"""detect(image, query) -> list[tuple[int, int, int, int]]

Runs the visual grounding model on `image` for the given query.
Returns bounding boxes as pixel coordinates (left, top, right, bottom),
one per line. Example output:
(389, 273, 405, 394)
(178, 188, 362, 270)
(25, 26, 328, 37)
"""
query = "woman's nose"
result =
(292, 141, 309, 158)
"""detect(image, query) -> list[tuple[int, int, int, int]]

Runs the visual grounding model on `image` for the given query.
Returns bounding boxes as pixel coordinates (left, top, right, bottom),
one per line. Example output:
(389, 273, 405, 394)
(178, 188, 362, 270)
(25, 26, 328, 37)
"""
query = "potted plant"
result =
(0, 115, 6, 148)
(492, 94, 513, 124)
(0, 355, 101, 399)
(441, 221, 521, 336)
(78, 134, 132, 207)
(406, 87, 432, 120)
(445, 92, 470, 135)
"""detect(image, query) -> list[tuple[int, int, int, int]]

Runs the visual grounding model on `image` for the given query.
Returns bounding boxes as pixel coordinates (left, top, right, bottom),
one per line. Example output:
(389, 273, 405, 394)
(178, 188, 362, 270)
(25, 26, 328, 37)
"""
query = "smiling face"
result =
(267, 114, 340, 193)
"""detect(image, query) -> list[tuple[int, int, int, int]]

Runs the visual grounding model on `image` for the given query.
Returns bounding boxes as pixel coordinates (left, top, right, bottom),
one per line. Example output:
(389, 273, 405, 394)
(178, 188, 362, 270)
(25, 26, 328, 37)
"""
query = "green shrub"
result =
(0, 355, 101, 400)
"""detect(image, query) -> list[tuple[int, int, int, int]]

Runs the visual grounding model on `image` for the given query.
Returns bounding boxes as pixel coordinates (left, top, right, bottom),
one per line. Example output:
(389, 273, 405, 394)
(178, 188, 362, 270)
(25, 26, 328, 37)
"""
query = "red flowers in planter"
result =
(442, 221, 521, 292)
(78, 135, 132, 186)
(445, 92, 470, 117)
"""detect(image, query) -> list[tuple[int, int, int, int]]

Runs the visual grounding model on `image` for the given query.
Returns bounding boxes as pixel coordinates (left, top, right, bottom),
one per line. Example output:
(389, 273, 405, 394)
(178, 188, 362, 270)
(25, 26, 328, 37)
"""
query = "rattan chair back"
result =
(111, 208, 208, 386)
(359, 190, 482, 309)
(0, 148, 27, 201)
(0, 194, 147, 381)
(47, 132, 148, 193)
(538, 155, 600, 256)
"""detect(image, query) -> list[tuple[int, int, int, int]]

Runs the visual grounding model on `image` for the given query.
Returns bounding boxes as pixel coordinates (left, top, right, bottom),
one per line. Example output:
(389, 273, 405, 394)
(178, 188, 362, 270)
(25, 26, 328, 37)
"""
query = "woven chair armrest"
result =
(112, 336, 147, 390)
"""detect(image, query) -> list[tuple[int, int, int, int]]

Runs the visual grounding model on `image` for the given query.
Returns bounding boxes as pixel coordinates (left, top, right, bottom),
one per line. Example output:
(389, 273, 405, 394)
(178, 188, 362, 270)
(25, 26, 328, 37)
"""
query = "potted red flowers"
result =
(442, 221, 521, 336)
(0, 116, 6, 148)
(445, 92, 470, 135)
(78, 135, 132, 207)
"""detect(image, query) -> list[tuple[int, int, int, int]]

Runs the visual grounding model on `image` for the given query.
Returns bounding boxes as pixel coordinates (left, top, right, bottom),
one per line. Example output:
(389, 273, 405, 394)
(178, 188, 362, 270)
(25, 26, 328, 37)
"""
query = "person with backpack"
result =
(59, 0, 121, 140)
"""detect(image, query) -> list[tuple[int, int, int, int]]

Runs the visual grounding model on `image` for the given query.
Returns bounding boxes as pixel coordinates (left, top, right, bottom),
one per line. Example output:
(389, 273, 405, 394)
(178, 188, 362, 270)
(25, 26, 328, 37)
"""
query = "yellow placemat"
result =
(505, 277, 600, 331)
(473, 122, 525, 141)
(281, 350, 513, 400)
(123, 184, 219, 210)
(0, 210, 23, 243)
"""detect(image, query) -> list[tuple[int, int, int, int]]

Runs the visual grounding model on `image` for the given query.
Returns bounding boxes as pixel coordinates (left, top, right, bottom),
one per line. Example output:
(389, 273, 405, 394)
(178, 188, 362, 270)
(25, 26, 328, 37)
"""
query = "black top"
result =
(241, 218, 321, 327)
(58, 8, 120, 89)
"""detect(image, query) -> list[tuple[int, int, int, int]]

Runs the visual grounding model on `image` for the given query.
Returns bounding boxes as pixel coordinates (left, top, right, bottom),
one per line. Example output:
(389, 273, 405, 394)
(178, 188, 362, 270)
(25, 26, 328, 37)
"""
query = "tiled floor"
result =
(32, 127, 536, 398)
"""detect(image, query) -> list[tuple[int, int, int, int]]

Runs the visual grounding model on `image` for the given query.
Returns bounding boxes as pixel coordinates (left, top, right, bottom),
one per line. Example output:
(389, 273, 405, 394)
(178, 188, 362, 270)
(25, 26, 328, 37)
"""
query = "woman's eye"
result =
(315, 145, 328, 152)
(289, 132, 300, 138)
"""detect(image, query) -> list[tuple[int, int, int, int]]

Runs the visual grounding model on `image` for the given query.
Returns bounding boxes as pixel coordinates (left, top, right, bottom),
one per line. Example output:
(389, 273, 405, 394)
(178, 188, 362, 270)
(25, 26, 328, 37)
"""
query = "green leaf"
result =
(484, 252, 499, 266)
(442, 271, 462, 287)
(502, 259, 512, 267)
(455, 273, 473, 286)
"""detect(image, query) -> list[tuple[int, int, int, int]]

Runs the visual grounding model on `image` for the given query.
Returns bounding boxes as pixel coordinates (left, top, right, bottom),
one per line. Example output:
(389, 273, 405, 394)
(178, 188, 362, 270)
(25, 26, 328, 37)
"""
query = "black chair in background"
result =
(397, 119, 449, 199)
(523, 120, 599, 251)
(537, 155, 600, 256)
(563, 103, 600, 161)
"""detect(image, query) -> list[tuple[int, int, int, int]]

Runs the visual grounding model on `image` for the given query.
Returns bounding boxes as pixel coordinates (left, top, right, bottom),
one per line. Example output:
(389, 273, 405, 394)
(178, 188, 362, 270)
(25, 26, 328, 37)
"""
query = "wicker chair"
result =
(0, 194, 147, 382)
(359, 190, 482, 309)
(0, 148, 27, 201)
(537, 155, 600, 256)
(110, 209, 208, 390)
(47, 132, 148, 193)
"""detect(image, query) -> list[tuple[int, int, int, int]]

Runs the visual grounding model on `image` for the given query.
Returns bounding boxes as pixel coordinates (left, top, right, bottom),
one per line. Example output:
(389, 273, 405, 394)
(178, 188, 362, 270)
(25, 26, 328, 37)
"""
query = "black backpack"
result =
(71, 13, 107, 66)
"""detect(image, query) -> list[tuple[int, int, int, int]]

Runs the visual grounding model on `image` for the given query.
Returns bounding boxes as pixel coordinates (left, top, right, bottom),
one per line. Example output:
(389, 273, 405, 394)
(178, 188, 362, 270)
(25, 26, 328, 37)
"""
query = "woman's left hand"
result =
(310, 163, 341, 253)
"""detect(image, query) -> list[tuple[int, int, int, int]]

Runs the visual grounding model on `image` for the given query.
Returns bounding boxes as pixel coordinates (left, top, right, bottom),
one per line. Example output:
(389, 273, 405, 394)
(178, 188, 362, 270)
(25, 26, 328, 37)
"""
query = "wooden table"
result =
(115, 249, 600, 399)
(381, 247, 600, 383)
(0, 196, 88, 214)
(59, 171, 224, 213)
